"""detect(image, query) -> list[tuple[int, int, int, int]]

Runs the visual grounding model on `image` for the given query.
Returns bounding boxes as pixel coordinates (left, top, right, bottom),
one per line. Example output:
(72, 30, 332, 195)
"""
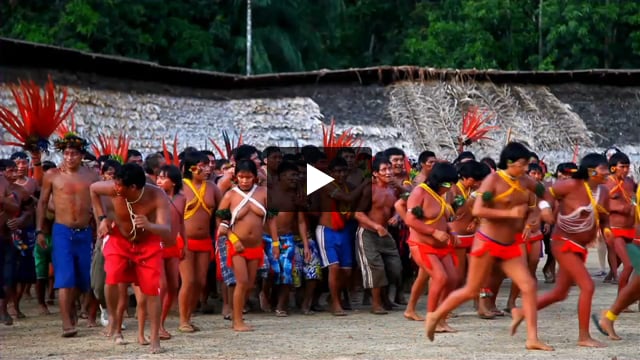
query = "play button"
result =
(306, 163, 334, 196)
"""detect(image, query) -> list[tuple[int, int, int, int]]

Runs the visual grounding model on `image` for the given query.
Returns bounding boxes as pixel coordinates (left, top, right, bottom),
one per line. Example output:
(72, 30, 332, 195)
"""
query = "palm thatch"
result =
(387, 80, 594, 162)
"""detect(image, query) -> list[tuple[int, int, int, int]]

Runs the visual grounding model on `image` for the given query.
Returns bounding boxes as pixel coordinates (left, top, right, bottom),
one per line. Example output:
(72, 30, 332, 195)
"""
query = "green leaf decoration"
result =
(410, 206, 424, 219)
(215, 208, 231, 220)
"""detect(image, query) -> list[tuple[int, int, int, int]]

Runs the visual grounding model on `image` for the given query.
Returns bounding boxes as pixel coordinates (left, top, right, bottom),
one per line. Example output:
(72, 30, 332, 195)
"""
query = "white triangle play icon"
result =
(306, 164, 335, 196)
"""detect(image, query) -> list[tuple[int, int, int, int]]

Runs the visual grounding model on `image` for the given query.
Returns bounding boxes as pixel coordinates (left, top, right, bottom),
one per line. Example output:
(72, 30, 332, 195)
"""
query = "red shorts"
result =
(226, 240, 265, 268)
(454, 234, 475, 249)
(470, 231, 521, 261)
(178, 235, 214, 260)
(103, 227, 162, 296)
(611, 228, 635, 240)
(552, 235, 587, 263)
(162, 244, 181, 259)
(408, 239, 457, 270)
(515, 232, 544, 253)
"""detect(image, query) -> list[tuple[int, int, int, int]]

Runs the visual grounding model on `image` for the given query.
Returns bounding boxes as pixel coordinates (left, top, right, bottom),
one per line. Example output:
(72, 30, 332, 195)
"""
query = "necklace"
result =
(126, 187, 145, 239)
(127, 188, 145, 205)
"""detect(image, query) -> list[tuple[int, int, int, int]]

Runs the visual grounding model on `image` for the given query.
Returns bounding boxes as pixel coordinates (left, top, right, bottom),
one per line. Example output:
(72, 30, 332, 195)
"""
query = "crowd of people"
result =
(0, 132, 639, 354)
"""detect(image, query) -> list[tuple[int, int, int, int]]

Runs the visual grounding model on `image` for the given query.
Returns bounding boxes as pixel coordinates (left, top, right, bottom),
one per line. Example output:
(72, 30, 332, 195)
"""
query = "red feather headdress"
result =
(457, 106, 498, 153)
(321, 118, 363, 161)
(0, 76, 76, 153)
(162, 134, 180, 166)
(91, 133, 130, 164)
(209, 130, 243, 160)
(55, 112, 77, 138)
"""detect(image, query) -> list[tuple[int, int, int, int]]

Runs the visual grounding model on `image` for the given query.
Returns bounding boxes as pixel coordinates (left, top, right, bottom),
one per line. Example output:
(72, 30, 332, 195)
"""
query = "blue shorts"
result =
(263, 233, 296, 285)
(51, 223, 93, 292)
(316, 225, 354, 268)
(217, 235, 236, 286)
(260, 234, 281, 280)
(293, 238, 322, 287)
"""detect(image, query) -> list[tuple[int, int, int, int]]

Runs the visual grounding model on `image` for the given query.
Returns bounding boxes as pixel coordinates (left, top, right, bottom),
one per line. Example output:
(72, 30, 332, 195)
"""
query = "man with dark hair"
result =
(0, 159, 20, 325)
(354, 156, 402, 315)
(36, 134, 99, 337)
(89, 163, 172, 354)
(143, 153, 166, 184)
(127, 149, 144, 166)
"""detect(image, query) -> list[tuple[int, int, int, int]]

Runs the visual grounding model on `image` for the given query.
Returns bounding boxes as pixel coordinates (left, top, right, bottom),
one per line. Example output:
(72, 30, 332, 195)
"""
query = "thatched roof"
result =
(387, 81, 594, 161)
(3, 37, 640, 89)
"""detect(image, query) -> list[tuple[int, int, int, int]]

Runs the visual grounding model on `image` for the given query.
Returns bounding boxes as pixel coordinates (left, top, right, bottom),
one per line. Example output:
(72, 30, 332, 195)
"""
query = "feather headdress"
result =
(0, 76, 76, 153)
(55, 112, 77, 138)
(321, 118, 363, 161)
(90, 133, 130, 164)
(209, 130, 243, 160)
(457, 106, 498, 153)
(162, 134, 180, 166)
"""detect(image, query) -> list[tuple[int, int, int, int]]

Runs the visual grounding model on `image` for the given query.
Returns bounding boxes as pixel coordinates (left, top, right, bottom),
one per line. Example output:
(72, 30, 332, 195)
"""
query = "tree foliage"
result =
(2, 0, 640, 74)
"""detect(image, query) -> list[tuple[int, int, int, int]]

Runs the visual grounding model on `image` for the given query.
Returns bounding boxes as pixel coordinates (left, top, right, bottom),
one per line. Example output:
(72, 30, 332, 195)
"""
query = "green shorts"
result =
(91, 244, 106, 307)
(34, 236, 52, 280)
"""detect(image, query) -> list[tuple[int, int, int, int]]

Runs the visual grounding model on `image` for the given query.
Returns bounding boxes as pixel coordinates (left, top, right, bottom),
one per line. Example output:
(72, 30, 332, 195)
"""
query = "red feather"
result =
(0, 76, 76, 152)
(458, 106, 499, 152)
(91, 132, 130, 163)
(321, 117, 363, 160)
(55, 111, 77, 138)
(162, 135, 180, 166)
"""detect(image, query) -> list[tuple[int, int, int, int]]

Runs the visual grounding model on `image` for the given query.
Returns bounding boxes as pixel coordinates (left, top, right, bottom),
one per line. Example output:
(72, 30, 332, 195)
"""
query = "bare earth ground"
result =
(1, 248, 638, 360)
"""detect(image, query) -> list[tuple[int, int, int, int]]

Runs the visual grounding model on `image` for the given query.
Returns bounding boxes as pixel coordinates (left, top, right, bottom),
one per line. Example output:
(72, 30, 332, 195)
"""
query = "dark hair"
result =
(328, 156, 348, 170)
(573, 153, 607, 180)
(282, 153, 298, 162)
(555, 162, 578, 178)
(337, 148, 356, 158)
(115, 163, 146, 189)
(608, 152, 630, 169)
(127, 149, 142, 158)
(144, 153, 165, 175)
(480, 157, 496, 171)
(101, 159, 122, 174)
(530, 152, 540, 161)
(201, 150, 215, 158)
(454, 151, 475, 164)
(527, 163, 543, 173)
(458, 160, 487, 181)
(182, 151, 210, 180)
(306, 150, 327, 165)
(159, 165, 183, 193)
(301, 145, 321, 162)
(83, 153, 97, 162)
(277, 161, 299, 176)
(42, 161, 57, 171)
(263, 146, 282, 158)
(384, 147, 405, 158)
(498, 142, 531, 170)
(372, 156, 391, 172)
(0, 159, 16, 171)
(418, 151, 436, 164)
(9, 151, 28, 161)
(426, 162, 458, 191)
(215, 158, 229, 169)
(235, 145, 260, 162)
(178, 147, 199, 162)
(235, 159, 258, 177)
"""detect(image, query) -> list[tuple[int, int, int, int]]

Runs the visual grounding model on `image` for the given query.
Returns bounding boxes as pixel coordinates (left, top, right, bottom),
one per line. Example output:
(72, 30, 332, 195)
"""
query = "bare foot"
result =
(403, 311, 424, 321)
(138, 336, 150, 346)
(87, 320, 98, 328)
(233, 323, 254, 332)
(259, 292, 271, 312)
(425, 313, 439, 341)
(114, 334, 127, 345)
(150, 342, 163, 354)
(525, 339, 554, 351)
(510, 308, 525, 336)
(435, 320, 457, 333)
(103, 329, 113, 337)
(577, 337, 607, 348)
(39, 306, 51, 315)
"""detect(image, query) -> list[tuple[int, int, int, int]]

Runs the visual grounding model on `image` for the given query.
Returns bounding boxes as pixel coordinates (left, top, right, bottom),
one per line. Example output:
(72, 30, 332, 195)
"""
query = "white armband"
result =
(538, 200, 551, 210)
(470, 191, 478, 199)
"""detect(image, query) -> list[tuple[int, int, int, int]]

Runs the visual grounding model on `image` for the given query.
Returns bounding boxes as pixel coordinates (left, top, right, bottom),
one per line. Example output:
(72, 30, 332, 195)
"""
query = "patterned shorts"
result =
(216, 235, 236, 286)
(293, 238, 322, 287)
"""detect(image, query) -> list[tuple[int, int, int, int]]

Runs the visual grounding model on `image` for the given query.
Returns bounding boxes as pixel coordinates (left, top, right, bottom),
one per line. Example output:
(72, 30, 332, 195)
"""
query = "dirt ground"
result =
(1, 249, 638, 360)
